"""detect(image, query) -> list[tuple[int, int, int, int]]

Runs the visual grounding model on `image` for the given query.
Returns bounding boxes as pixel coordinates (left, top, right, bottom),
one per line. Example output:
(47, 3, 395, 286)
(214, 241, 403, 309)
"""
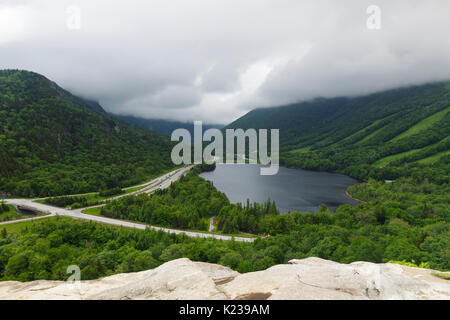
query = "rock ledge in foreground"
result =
(0, 257, 448, 300)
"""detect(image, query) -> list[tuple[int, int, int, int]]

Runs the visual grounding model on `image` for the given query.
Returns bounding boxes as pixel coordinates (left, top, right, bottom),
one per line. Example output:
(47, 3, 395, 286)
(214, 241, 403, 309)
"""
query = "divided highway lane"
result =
(2, 199, 254, 242)
(2, 166, 255, 243)
(32, 166, 189, 201)
(104, 166, 193, 201)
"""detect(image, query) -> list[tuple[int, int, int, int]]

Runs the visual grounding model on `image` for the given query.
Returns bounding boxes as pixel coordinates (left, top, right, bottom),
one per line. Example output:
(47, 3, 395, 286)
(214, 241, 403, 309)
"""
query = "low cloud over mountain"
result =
(1, 0, 450, 123)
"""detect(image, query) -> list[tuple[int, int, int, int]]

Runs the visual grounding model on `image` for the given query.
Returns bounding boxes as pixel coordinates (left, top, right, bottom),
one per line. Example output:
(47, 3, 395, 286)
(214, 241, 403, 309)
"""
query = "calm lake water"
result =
(200, 164, 359, 213)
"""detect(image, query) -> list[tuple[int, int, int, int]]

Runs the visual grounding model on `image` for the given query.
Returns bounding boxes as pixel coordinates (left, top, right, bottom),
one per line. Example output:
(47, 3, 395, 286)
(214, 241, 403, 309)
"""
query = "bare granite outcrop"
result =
(0, 257, 448, 300)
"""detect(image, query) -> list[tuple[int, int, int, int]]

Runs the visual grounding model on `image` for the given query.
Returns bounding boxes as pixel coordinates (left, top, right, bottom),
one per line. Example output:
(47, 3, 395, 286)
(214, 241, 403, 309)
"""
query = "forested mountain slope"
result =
(0, 70, 174, 197)
(117, 115, 222, 137)
(227, 82, 450, 182)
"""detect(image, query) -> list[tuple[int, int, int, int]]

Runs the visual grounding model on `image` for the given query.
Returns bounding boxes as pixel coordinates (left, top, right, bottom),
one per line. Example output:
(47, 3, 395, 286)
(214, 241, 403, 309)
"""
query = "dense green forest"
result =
(0, 70, 174, 197)
(218, 178, 449, 270)
(44, 195, 97, 209)
(101, 164, 227, 231)
(1, 170, 448, 283)
(0, 216, 318, 281)
(0, 217, 258, 281)
(87, 164, 449, 271)
(0, 203, 19, 222)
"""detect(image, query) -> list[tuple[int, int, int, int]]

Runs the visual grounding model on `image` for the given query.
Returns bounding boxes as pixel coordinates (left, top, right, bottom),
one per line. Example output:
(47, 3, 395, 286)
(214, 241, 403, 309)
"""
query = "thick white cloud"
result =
(1, 0, 449, 124)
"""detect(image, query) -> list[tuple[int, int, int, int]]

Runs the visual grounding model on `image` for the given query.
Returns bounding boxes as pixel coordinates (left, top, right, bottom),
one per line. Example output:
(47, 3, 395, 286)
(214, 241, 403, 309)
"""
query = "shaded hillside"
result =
(227, 82, 450, 182)
(117, 115, 222, 137)
(0, 70, 174, 197)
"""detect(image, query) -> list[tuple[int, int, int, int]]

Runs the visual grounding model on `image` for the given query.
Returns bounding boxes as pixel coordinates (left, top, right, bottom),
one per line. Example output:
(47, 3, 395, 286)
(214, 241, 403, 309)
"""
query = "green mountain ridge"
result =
(0, 70, 174, 197)
(116, 114, 222, 137)
(227, 81, 450, 182)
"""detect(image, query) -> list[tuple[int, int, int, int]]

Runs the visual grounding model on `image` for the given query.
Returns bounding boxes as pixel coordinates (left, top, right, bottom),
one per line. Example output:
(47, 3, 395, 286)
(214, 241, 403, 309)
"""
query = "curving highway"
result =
(1, 166, 255, 243)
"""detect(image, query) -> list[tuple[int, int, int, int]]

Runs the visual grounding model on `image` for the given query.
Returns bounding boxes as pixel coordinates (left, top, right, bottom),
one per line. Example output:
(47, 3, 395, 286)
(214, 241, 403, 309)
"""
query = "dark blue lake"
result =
(200, 164, 359, 213)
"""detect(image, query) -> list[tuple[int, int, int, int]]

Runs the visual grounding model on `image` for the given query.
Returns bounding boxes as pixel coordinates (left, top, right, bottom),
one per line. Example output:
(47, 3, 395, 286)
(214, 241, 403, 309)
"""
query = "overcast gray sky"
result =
(1, 0, 450, 124)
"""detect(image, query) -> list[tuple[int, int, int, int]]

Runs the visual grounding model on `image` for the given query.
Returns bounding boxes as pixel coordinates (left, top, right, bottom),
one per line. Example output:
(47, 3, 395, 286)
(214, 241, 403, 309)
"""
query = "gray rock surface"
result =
(0, 257, 448, 300)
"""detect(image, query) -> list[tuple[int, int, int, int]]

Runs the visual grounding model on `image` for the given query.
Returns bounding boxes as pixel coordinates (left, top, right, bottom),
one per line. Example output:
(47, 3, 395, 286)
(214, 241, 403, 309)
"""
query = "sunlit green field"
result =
(390, 106, 450, 142)
(416, 150, 450, 164)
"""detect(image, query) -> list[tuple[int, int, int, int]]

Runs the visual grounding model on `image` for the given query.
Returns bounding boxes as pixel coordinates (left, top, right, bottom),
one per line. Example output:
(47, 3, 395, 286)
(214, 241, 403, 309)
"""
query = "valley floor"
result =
(1, 166, 254, 243)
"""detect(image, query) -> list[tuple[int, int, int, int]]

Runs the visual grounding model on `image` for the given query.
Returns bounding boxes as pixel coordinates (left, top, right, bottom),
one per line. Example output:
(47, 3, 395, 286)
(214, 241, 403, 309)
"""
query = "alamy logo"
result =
(66, 265, 84, 293)
(171, 121, 279, 175)
(366, 5, 381, 30)
(66, 5, 81, 30)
